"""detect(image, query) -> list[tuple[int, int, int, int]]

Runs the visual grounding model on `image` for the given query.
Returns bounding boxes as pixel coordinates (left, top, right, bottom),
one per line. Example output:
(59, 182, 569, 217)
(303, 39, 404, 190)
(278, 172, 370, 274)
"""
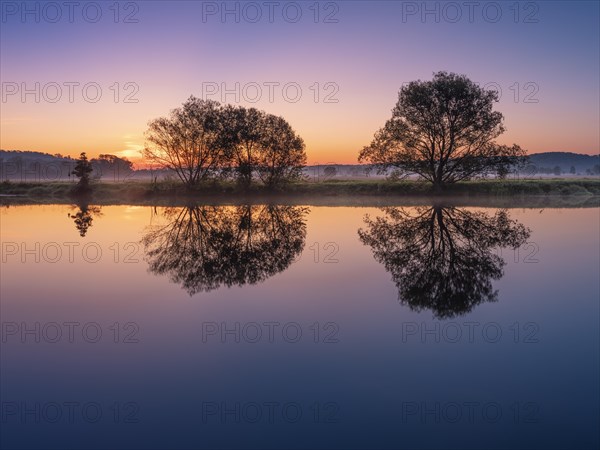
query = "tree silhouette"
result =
(323, 166, 337, 178)
(92, 154, 134, 181)
(68, 203, 102, 237)
(144, 97, 228, 187)
(71, 152, 93, 192)
(220, 105, 306, 187)
(142, 205, 308, 295)
(220, 105, 264, 186)
(359, 72, 526, 190)
(144, 97, 306, 188)
(254, 113, 306, 187)
(358, 206, 530, 318)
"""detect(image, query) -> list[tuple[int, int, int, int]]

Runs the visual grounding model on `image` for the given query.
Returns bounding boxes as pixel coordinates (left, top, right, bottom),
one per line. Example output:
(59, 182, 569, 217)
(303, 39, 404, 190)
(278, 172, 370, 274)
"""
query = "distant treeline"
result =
(1, 149, 598, 182)
(0, 150, 134, 181)
(525, 152, 600, 175)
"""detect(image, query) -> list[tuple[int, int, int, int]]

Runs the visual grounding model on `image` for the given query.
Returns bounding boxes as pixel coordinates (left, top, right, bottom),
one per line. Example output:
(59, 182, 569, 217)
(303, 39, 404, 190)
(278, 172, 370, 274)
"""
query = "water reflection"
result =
(359, 206, 531, 318)
(142, 205, 308, 295)
(67, 202, 102, 237)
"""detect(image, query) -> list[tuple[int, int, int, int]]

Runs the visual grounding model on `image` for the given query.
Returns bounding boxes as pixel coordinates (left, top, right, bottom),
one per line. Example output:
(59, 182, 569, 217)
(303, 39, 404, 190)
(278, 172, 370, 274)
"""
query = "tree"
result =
(255, 114, 306, 187)
(358, 206, 530, 318)
(221, 106, 306, 187)
(144, 99, 307, 188)
(92, 154, 134, 181)
(359, 72, 526, 190)
(570, 165, 576, 174)
(553, 166, 562, 176)
(523, 164, 537, 178)
(323, 166, 337, 178)
(71, 152, 93, 192)
(220, 105, 265, 186)
(497, 164, 510, 180)
(143, 97, 228, 187)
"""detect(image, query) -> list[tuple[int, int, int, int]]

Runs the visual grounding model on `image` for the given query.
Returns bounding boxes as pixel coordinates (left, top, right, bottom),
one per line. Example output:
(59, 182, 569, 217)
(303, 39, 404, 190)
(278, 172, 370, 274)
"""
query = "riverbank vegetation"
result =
(2, 178, 599, 203)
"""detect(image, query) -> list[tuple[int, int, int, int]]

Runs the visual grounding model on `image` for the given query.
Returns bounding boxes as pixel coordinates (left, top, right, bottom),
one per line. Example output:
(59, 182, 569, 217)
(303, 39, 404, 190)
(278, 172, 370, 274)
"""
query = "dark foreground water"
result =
(1, 201, 599, 449)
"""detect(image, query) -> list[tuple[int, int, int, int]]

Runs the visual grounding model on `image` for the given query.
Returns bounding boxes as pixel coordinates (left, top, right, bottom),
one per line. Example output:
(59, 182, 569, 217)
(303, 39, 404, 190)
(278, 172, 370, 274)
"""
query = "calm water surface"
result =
(1, 201, 599, 449)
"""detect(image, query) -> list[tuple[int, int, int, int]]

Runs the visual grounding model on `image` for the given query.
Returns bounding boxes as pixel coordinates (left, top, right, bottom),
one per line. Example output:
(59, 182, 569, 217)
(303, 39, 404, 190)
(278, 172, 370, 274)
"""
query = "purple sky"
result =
(1, 1, 598, 163)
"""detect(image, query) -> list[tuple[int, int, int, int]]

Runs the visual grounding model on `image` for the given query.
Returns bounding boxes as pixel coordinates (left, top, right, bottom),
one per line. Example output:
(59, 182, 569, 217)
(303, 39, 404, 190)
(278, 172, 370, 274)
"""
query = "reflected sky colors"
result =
(1, 1, 599, 163)
(0, 202, 599, 449)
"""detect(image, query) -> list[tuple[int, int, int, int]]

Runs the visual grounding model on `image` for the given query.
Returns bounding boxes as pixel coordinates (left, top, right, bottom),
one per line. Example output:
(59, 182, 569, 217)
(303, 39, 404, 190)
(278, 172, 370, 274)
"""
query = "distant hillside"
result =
(0, 150, 75, 180)
(0, 150, 135, 181)
(528, 152, 600, 173)
(0, 149, 74, 163)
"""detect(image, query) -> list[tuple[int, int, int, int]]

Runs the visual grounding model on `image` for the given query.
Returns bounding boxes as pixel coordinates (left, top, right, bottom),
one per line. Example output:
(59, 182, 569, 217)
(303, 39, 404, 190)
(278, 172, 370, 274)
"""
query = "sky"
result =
(1, 0, 599, 165)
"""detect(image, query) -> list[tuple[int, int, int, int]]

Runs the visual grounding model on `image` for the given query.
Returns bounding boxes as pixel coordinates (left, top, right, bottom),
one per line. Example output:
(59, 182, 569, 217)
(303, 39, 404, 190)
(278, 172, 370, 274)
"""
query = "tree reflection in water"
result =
(68, 203, 102, 237)
(359, 206, 531, 318)
(142, 205, 308, 295)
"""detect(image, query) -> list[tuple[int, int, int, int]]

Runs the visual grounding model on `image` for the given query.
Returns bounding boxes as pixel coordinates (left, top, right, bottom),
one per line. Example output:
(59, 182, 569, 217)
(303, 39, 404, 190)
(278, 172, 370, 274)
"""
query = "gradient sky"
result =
(1, 0, 598, 165)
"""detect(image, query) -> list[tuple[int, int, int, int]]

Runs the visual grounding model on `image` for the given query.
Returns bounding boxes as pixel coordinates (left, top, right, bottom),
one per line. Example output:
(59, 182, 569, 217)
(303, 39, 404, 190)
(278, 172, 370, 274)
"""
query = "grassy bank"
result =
(1, 178, 599, 203)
